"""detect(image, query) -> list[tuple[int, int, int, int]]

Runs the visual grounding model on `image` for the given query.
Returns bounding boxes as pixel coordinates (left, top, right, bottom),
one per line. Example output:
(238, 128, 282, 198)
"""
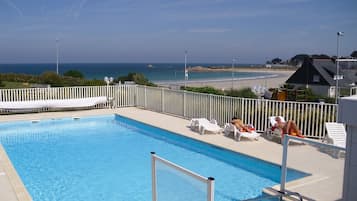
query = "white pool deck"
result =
(0, 108, 344, 201)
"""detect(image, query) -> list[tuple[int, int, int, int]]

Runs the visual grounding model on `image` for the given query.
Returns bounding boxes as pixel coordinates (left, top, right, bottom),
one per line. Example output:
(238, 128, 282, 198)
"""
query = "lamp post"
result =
(184, 50, 188, 88)
(56, 38, 59, 75)
(231, 58, 236, 89)
(335, 31, 344, 104)
(104, 76, 114, 97)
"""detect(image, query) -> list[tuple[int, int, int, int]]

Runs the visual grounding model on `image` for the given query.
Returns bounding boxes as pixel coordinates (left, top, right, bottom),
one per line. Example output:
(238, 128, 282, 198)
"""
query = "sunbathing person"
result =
(274, 116, 304, 138)
(231, 117, 254, 133)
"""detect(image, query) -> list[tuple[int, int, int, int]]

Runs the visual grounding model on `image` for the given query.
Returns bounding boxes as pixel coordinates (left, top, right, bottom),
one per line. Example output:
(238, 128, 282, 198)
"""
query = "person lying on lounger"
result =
(274, 116, 304, 138)
(231, 117, 254, 133)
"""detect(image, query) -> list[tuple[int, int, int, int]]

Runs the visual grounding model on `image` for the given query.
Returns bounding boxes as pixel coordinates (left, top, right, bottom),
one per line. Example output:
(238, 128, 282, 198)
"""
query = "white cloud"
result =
(188, 28, 230, 33)
(2, 0, 23, 17)
(68, 0, 89, 18)
(270, 0, 312, 4)
(168, 10, 272, 21)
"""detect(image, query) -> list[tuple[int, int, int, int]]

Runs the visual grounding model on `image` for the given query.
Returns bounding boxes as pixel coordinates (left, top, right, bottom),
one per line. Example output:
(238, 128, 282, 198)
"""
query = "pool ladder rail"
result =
(243, 190, 304, 201)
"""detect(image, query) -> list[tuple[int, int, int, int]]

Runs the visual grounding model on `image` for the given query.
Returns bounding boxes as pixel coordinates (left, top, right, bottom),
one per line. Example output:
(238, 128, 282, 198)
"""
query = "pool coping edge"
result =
(0, 145, 32, 201)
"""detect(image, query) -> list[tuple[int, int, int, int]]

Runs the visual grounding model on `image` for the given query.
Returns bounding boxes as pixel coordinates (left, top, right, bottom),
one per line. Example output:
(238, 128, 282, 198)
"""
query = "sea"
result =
(0, 63, 271, 83)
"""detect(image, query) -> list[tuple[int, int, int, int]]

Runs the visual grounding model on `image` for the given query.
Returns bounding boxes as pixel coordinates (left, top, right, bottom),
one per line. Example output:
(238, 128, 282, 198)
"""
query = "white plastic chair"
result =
(224, 123, 260, 141)
(325, 122, 346, 149)
(190, 118, 222, 135)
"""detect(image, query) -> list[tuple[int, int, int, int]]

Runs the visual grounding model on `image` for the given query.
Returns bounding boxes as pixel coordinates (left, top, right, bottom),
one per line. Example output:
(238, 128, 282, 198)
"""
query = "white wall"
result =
(339, 96, 357, 201)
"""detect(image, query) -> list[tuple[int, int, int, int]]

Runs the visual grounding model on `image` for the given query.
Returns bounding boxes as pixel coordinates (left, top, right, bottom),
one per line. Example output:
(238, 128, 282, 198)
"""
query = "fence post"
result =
(135, 85, 138, 107)
(151, 152, 157, 201)
(280, 135, 289, 193)
(207, 177, 215, 201)
(209, 94, 212, 120)
(144, 86, 147, 109)
(242, 98, 245, 121)
(183, 91, 186, 117)
(114, 85, 118, 108)
(161, 88, 165, 112)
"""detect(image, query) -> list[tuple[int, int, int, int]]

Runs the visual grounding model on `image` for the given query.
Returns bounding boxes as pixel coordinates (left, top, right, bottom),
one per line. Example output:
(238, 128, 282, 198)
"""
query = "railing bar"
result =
(153, 155, 208, 182)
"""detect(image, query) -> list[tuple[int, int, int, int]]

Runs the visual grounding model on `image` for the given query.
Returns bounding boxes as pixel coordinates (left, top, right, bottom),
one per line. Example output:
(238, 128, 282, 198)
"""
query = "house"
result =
(286, 58, 357, 98)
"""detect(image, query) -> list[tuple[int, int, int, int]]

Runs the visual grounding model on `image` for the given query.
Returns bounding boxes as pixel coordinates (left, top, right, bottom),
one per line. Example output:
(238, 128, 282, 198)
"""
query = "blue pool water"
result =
(0, 115, 308, 201)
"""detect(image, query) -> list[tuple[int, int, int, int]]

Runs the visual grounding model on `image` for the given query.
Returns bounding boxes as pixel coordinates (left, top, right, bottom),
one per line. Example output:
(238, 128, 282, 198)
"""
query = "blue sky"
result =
(0, 0, 356, 63)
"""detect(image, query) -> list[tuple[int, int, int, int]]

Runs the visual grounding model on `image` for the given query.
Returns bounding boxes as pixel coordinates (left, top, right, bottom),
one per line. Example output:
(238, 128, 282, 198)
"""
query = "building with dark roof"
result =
(286, 58, 357, 97)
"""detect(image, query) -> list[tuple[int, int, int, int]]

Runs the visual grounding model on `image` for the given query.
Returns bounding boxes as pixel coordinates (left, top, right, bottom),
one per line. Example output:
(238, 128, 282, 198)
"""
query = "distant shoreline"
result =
(156, 68, 295, 90)
(187, 66, 296, 73)
(155, 74, 280, 85)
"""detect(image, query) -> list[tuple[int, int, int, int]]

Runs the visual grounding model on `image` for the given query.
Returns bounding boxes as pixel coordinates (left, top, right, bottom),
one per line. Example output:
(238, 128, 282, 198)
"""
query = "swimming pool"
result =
(0, 115, 307, 201)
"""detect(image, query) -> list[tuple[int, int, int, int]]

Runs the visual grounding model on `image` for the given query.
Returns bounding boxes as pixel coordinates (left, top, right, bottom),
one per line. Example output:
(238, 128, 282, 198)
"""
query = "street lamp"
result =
(104, 76, 114, 85)
(231, 58, 236, 89)
(335, 31, 344, 104)
(104, 76, 114, 94)
(104, 76, 114, 107)
(184, 50, 188, 88)
(56, 38, 59, 75)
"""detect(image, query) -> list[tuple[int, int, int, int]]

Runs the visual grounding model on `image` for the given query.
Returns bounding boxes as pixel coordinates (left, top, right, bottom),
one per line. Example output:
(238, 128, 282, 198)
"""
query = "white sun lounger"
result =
(46, 97, 108, 108)
(325, 122, 347, 149)
(0, 100, 47, 109)
(0, 96, 108, 111)
(224, 123, 260, 141)
(190, 118, 222, 135)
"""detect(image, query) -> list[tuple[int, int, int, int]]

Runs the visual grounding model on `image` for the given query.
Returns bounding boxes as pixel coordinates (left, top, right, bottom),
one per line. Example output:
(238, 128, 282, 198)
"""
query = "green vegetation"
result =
(181, 86, 224, 95)
(64, 70, 84, 78)
(0, 71, 105, 88)
(181, 86, 258, 98)
(225, 88, 258, 98)
(310, 54, 331, 59)
(116, 73, 157, 87)
(289, 54, 309, 66)
(266, 57, 283, 64)
(264, 51, 356, 67)
(304, 88, 335, 103)
(271, 58, 282, 64)
(1, 81, 30, 88)
(351, 50, 357, 58)
(0, 71, 158, 88)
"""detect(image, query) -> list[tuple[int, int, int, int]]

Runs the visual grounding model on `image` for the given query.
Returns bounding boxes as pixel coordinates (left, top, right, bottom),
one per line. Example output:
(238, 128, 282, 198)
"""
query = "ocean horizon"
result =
(0, 63, 269, 82)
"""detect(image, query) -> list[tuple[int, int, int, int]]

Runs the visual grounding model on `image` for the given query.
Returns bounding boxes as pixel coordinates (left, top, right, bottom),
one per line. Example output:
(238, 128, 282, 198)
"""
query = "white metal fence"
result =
(0, 85, 337, 139)
(136, 86, 337, 139)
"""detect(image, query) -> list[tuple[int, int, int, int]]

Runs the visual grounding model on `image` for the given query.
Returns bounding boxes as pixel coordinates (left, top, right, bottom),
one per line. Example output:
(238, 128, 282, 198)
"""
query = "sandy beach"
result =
(156, 68, 295, 90)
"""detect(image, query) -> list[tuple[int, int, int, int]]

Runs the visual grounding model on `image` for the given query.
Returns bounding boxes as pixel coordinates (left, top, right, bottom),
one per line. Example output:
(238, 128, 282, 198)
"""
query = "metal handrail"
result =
(151, 152, 215, 201)
(280, 135, 345, 193)
(243, 190, 304, 201)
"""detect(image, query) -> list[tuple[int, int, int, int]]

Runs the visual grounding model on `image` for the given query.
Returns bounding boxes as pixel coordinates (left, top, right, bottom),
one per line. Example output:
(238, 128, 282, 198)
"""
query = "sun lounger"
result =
(46, 97, 108, 108)
(325, 122, 346, 149)
(0, 96, 108, 112)
(189, 118, 207, 131)
(0, 100, 47, 109)
(190, 118, 222, 135)
(224, 123, 260, 141)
